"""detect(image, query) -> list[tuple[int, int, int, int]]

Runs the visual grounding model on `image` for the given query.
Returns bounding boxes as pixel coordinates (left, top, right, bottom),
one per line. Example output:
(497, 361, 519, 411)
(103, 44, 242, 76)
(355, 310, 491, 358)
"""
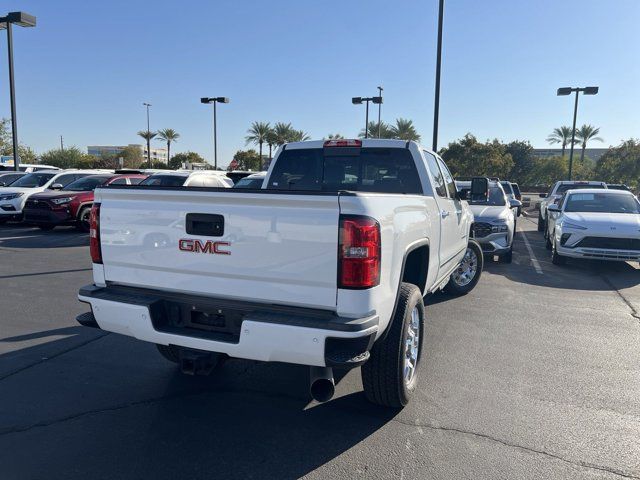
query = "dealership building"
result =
(87, 144, 168, 163)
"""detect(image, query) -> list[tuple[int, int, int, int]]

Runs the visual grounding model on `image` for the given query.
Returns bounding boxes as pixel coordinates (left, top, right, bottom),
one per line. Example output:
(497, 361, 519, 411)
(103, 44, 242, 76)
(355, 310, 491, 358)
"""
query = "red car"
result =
(23, 173, 147, 231)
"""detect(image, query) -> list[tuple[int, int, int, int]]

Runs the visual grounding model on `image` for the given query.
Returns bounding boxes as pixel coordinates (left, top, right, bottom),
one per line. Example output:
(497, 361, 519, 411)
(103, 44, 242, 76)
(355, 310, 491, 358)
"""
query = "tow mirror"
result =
(470, 177, 489, 202)
(509, 198, 522, 208)
(50, 183, 63, 190)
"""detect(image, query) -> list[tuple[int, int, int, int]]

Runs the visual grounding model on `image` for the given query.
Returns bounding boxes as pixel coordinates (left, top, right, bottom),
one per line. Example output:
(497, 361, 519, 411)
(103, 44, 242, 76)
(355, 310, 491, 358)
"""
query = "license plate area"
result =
(150, 299, 243, 344)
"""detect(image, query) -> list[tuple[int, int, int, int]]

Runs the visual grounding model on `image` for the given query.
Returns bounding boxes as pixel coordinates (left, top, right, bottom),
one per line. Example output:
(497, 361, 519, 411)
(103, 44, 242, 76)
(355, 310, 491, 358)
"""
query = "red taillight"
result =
(323, 139, 362, 148)
(339, 215, 380, 288)
(89, 203, 102, 264)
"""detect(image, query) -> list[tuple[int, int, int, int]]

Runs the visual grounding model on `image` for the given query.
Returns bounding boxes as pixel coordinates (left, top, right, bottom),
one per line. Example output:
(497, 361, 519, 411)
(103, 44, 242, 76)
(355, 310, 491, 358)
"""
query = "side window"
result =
(54, 174, 77, 187)
(423, 151, 447, 198)
(128, 177, 145, 185)
(436, 157, 456, 199)
(558, 193, 567, 209)
(109, 178, 128, 185)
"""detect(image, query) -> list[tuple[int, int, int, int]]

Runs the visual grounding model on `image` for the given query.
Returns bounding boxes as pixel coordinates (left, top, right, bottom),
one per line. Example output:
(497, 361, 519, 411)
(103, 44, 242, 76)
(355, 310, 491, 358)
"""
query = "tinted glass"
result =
(128, 177, 146, 185)
(63, 176, 111, 191)
(10, 173, 56, 188)
(469, 186, 506, 206)
(140, 175, 188, 187)
(109, 177, 128, 185)
(565, 193, 640, 214)
(423, 152, 447, 197)
(0, 173, 24, 185)
(500, 181, 514, 194)
(437, 158, 456, 199)
(511, 183, 521, 196)
(267, 148, 422, 194)
(55, 174, 84, 187)
(233, 177, 264, 189)
(557, 184, 605, 194)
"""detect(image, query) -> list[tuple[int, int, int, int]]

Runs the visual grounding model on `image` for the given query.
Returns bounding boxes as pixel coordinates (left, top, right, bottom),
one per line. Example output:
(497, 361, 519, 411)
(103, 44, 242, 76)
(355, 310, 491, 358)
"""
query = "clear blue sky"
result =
(1, 0, 638, 167)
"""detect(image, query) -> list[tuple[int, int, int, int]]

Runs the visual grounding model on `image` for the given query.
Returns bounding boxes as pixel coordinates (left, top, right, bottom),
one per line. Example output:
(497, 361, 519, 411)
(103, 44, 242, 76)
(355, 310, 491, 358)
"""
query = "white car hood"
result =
(469, 205, 508, 221)
(564, 212, 640, 233)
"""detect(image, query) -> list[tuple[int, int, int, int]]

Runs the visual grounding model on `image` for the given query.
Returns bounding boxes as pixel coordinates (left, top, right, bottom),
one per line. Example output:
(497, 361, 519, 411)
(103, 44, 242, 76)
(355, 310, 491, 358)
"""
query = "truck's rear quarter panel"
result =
(97, 188, 340, 309)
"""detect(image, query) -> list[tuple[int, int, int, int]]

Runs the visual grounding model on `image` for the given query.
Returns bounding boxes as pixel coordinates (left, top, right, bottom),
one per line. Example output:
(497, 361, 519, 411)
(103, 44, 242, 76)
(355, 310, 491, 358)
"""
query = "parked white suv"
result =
(538, 180, 607, 232)
(139, 170, 233, 188)
(77, 139, 485, 408)
(0, 169, 105, 223)
(545, 189, 640, 265)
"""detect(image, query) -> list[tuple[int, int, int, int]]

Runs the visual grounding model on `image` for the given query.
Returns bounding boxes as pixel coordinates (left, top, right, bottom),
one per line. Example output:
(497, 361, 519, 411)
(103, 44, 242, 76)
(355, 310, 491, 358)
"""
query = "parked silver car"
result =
(457, 180, 521, 263)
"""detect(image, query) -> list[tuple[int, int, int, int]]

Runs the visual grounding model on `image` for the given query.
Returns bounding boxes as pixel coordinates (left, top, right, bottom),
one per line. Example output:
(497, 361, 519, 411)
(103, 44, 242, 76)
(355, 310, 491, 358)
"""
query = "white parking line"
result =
(519, 228, 543, 274)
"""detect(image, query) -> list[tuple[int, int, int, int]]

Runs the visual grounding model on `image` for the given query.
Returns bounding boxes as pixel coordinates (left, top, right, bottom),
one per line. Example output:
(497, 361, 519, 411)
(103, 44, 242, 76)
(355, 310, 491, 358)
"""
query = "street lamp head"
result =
(372, 96, 383, 104)
(352, 97, 363, 105)
(583, 86, 599, 95)
(215, 97, 230, 103)
(143, 102, 151, 107)
(200, 97, 212, 104)
(0, 12, 36, 29)
(557, 87, 573, 96)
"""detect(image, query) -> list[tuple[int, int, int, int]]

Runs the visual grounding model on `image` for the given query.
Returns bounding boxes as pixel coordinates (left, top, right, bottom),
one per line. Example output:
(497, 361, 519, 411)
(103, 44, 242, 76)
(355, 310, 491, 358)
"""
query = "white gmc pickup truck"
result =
(77, 139, 484, 408)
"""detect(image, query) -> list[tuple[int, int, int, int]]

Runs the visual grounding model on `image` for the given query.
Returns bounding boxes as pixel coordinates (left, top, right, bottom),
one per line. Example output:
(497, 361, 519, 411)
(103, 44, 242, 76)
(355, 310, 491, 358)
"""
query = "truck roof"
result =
(283, 138, 436, 155)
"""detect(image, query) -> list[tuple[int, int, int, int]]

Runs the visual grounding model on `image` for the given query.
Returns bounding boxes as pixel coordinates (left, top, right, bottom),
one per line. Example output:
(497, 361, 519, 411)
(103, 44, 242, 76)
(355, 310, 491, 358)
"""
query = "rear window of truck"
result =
(267, 147, 422, 194)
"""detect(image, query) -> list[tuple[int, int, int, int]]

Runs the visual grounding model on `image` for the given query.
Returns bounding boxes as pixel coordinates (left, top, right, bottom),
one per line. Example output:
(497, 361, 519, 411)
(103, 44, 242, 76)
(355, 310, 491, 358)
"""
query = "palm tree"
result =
(245, 122, 271, 164)
(575, 124, 603, 163)
(546, 126, 573, 157)
(289, 129, 311, 142)
(359, 121, 394, 139)
(156, 128, 180, 165)
(390, 118, 421, 141)
(137, 130, 157, 167)
(265, 129, 277, 160)
(272, 122, 294, 146)
(326, 133, 344, 140)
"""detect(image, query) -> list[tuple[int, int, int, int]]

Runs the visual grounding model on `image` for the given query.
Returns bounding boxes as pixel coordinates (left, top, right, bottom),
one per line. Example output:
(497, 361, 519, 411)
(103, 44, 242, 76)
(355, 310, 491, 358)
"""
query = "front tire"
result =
(551, 238, 566, 265)
(362, 283, 424, 408)
(76, 206, 91, 232)
(444, 241, 483, 295)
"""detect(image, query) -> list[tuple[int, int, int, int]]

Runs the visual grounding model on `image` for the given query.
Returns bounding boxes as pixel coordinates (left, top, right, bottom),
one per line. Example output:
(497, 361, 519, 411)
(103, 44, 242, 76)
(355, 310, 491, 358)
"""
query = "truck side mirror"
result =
(509, 198, 522, 208)
(547, 204, 560, 212)
(470, 177, 489, 202)
(50, 183, 64, 190)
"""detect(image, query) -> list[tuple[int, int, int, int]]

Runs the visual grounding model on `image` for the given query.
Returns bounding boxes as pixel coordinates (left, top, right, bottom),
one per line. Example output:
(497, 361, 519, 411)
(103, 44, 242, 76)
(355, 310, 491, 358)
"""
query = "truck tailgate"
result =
(97, 188, 340, 309)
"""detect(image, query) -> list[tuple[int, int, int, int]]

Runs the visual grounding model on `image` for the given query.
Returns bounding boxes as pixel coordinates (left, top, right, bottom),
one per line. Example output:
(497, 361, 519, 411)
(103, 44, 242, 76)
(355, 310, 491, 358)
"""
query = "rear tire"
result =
(537, 211, 544, 232)
(545, 230, 553, 250)
(501, 246, 513, 264)
(444, 240, 483, 295)
(362, 283, 424, 408)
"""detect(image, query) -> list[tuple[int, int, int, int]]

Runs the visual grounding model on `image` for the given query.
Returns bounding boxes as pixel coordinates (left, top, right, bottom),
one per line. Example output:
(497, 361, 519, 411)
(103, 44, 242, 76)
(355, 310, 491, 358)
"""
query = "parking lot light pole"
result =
(201, 97, 229, 170)
(143, 102, 152, 167)
(0, 12, 37, 172)
(432, 0, 444, 152)
(352, 96, 382, 139)
(377, 86, 383, 138)
(557, 86, 599, 180)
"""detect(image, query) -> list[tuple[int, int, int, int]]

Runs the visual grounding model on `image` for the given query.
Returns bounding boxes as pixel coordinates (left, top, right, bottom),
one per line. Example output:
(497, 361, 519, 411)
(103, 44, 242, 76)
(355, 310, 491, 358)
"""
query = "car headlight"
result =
(561, 222, 587, 230)
(51, 197, 73, 205)
(491, 224, 509, 233)
(0, 192, 24, 201)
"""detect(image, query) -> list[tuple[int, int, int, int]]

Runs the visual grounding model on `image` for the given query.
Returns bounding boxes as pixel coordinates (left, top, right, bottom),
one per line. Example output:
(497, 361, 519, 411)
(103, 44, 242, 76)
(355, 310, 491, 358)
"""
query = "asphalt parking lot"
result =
(1, 217, 639, 480)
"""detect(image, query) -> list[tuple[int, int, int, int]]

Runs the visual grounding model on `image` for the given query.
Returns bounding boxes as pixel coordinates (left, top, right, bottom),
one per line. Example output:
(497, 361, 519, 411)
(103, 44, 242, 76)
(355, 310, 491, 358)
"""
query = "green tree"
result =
(575, 124, 603, 163)
(439, 134, 513, 178)
(137, 130, 157, 167)
(326, 133, 344, 140)
(289, 129, 311, 142)
(359, 121, 394, 139)
(390, 118, 421, 141)
(156, 128, 180, 165)
(272, 122, 294, 146)
(504, 140, 536, 185)
(546, 126, 573, 157)
(594, 139, 640, 191)
(265, 129, 278, 159)
(169, 151, 205, 170)
(245, 122, 271, 163)
(40, 147, 94, 169)
(231, 149, 261, 171)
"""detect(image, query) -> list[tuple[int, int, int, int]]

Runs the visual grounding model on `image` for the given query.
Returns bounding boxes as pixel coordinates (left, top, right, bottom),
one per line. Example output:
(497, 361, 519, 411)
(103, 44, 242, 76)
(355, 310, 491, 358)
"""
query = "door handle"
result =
(186, 213, 225, 237)
(440, 210, 450, 218)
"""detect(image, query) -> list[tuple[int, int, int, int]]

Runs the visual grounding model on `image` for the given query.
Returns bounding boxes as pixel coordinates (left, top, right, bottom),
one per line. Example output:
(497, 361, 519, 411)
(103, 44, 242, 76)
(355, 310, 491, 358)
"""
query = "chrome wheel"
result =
(451, 247, 478, 287)
(403, 307, 420, 386)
